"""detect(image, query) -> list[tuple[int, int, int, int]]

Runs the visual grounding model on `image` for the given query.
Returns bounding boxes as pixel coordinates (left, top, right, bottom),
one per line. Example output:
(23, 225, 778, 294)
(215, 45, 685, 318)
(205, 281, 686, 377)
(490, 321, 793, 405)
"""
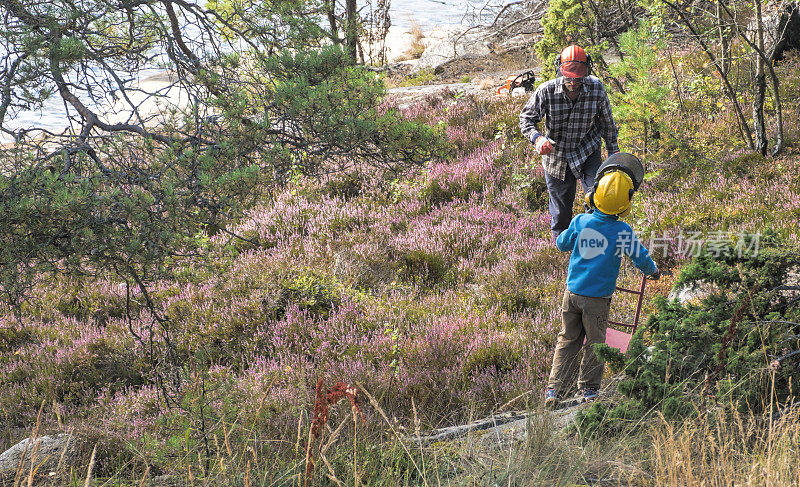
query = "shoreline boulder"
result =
(413, 26, 495, 72)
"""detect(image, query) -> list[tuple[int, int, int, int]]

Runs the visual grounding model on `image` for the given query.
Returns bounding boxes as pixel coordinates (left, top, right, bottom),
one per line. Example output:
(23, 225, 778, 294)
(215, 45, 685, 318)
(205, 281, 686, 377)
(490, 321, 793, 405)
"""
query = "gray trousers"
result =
(547, 289, 611, 394)
(544, 149, 602, 240)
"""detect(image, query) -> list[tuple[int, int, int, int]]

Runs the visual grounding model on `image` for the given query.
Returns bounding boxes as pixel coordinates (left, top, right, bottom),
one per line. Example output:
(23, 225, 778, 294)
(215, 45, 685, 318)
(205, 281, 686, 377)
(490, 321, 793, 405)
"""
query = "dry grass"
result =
(650, 405, 800, 486)
(30, 392, 798, 486)
(440, 396, 800, 486)
(395, 21, 426, 62)
(475, 78, 497, 90)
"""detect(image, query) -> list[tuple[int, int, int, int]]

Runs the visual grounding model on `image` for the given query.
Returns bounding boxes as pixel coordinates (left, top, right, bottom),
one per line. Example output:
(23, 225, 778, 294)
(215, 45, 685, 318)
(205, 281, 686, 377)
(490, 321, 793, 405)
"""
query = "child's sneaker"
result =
(582, 388, 599, 401)
(544, 389, 559, 409)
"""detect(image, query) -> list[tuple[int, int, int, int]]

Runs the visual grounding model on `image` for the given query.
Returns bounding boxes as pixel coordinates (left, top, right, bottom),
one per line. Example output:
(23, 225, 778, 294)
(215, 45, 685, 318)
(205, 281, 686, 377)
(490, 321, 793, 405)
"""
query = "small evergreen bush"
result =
(608, 19, 670, 153)
(577, 232, 800, 438)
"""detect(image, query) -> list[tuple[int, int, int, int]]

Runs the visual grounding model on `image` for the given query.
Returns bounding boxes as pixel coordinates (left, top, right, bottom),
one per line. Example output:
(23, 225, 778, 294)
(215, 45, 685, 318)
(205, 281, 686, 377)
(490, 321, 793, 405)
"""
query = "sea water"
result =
(392, 0, 490, 29)
(2, 0, 502, 141)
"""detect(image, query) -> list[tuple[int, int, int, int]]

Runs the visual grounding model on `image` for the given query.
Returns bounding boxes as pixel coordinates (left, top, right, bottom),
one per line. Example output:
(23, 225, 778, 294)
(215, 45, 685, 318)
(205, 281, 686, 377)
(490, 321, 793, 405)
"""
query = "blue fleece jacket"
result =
(556, 211, 658, 297)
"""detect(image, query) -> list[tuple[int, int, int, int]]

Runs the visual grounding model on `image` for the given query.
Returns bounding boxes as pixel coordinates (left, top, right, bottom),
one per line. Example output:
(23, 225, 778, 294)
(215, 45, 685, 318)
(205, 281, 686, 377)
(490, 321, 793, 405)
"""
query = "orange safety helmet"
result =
(555, 45, 591, 78)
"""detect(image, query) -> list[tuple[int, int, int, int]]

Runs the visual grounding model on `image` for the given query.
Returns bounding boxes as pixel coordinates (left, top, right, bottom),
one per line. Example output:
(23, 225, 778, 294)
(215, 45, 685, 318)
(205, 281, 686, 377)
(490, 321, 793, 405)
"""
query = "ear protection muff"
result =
(584, 171, 602, 212)
(584, 169, 607, 212)
(584, 184, 598, 212)
(554, 52, 593, 77)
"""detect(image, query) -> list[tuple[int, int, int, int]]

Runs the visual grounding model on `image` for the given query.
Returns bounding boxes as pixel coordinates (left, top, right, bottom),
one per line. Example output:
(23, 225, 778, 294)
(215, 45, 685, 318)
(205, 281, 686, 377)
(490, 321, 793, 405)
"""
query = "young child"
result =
(545, 152, 660, 408)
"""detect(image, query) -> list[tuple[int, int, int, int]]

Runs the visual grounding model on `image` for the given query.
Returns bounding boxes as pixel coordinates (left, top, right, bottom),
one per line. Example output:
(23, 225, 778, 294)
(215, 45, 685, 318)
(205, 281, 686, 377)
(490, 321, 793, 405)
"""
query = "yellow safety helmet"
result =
(585, 170, 634, 217)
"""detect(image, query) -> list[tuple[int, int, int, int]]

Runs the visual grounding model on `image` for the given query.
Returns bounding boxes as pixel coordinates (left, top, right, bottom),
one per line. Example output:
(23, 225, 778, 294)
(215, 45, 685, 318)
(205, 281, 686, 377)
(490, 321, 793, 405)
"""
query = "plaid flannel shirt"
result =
(519, 76, 619, 181)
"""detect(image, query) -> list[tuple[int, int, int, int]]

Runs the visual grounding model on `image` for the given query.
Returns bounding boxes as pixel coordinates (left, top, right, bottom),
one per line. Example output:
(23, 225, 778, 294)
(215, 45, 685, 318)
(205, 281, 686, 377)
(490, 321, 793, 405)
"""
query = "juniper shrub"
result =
(577, 233, 800, 439)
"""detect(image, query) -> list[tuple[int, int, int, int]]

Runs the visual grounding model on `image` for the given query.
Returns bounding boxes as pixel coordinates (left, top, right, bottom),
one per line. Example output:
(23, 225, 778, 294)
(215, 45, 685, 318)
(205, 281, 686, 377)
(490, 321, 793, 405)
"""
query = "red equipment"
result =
(496, 71, 536, 96)
(605, 275, 647, 353)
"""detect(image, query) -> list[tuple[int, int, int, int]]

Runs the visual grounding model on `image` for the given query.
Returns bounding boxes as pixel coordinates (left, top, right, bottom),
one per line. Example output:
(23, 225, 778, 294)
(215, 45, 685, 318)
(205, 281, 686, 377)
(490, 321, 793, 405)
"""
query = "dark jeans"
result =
(544, 149, 602, 241)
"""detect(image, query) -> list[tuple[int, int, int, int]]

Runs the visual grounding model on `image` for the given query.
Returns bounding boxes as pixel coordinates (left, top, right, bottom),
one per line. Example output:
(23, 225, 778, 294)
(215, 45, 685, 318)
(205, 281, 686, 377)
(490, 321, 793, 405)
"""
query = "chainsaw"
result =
(496, 70, 536, 97)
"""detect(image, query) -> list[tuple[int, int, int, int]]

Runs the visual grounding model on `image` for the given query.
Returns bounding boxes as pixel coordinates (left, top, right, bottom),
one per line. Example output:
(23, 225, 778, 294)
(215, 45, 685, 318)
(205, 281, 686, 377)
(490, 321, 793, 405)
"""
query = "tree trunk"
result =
(345, 0, 359, 63)
(753, 73, 767, 155)
(719, 0, 784, 156)
(327, 0, 341, 45)
(717, 2, 746, 143)
(753, 0, 768, 155)
(717, 2, 731, 77)
(768, 62, 784, 157)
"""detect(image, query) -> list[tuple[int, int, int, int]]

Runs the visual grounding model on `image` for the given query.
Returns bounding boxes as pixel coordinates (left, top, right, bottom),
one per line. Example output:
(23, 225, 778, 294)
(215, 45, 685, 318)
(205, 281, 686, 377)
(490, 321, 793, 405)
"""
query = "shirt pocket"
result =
(548, 104, 573, 136)
(570, 98, 598, 130)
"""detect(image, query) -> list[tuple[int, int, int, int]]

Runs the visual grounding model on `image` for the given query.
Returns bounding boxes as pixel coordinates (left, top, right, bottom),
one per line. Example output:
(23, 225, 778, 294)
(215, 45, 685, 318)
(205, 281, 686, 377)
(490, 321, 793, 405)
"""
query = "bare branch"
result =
(661, 0, 755, 149)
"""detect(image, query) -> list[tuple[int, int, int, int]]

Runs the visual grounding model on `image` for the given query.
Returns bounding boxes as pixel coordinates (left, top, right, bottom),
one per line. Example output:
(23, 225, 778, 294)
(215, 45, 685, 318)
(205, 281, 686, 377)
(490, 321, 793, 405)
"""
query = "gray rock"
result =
(669, 269, 800, 305)
(668, 281, 714, 304)
(413, 27, 494, 73)
(496, 33, 537, 55)
(406, 375, 626, 453)
(0, 433, 76, 475)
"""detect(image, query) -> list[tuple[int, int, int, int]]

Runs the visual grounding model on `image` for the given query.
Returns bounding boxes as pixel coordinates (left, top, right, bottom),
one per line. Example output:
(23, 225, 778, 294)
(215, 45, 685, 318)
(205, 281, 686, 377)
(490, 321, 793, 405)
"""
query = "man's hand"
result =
(535, 136, 554, 155)
(646, 270, 661, 281)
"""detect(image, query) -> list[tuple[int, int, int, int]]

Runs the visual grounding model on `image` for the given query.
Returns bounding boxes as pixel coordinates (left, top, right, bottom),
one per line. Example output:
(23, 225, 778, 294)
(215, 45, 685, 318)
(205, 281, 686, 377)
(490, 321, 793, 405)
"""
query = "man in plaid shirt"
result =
(519, 45, 619, 241)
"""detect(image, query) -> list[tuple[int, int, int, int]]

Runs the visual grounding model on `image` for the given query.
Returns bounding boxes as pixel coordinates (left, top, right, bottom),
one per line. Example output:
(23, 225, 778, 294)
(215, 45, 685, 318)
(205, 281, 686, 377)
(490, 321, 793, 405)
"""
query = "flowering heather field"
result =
(1, 55, 800, 481)
(0, 91, 569, 475)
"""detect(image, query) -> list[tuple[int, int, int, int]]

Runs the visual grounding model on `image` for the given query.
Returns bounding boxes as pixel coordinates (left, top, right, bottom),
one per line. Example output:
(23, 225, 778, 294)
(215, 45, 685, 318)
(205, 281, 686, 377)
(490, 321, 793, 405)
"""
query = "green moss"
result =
(721, 152, 768, 179)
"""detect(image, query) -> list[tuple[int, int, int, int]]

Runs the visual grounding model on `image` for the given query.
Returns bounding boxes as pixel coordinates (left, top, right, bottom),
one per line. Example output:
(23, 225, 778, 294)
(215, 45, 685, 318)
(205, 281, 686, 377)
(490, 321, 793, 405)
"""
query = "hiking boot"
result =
(544, 389, 559, 409)
(582, 388, 599, 401)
